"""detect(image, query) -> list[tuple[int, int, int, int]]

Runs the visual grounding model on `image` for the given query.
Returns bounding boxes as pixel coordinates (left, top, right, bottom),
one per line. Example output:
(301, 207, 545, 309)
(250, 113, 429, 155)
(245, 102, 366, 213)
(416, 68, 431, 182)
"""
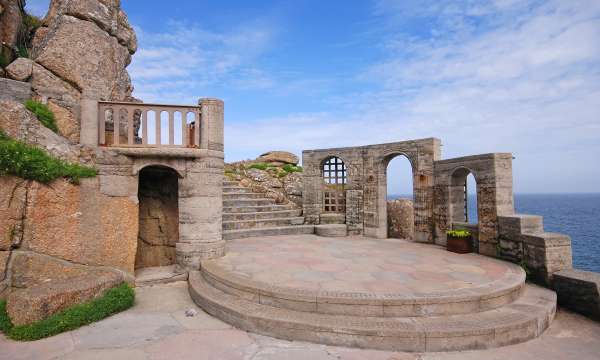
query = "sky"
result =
(26, 0, 600, 194)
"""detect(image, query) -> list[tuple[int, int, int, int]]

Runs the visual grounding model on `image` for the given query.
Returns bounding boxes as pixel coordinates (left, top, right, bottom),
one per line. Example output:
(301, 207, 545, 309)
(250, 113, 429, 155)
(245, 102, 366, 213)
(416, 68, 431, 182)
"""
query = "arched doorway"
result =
(386, 155, 414, 239)
(449, 167, 480, 251)
(136, 166, 180, 270)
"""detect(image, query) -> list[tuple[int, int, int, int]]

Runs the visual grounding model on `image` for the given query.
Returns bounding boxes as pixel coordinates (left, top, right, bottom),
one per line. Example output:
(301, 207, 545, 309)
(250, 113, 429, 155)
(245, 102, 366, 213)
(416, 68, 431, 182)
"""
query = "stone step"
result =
(223, 186, 254, 194)
(223, 225, 315, 240)
(223, 205, 297, 213)
(223, 180, 239, 186)
(223, 209, 303, 222)
(223, 193, 267, 200)
(200, 259, 525, 317)
(223, 199, 276, 207)
(189, 271, 556, 352)
(222, 217, 305, 231)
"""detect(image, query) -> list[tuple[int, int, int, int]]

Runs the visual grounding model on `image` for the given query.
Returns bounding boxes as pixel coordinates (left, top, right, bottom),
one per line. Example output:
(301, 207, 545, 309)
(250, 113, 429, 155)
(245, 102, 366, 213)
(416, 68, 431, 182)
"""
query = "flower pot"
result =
(447, 235, 473, 254)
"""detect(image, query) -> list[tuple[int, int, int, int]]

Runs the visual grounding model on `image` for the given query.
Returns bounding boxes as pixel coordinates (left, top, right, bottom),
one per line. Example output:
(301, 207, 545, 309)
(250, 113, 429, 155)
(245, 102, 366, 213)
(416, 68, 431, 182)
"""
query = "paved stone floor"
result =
(214, 235, 521, 295)
(1, 281, 599, 360)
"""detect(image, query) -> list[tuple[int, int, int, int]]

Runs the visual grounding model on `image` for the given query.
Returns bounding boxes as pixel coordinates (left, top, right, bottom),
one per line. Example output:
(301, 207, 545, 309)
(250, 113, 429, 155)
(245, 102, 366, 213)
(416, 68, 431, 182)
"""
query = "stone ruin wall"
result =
(302, 140, 573, 286)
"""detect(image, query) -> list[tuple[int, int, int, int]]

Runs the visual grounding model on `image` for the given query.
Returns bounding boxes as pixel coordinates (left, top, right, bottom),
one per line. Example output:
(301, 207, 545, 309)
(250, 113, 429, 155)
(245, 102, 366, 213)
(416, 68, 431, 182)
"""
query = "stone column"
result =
(79, 92, 99, 147)
(176, 98, 225, 270)
(199, 98, 224, 152)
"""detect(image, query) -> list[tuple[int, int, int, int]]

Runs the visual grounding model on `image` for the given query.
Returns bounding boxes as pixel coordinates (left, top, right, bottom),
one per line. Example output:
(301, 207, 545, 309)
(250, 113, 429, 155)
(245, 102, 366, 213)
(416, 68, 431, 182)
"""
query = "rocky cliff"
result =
(2, 0, 137, 142)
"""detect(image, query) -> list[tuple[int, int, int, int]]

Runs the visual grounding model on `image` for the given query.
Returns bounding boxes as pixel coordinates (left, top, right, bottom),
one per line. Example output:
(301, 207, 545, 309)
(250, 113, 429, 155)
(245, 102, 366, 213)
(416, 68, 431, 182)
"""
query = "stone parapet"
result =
(553, 269, 600, 321)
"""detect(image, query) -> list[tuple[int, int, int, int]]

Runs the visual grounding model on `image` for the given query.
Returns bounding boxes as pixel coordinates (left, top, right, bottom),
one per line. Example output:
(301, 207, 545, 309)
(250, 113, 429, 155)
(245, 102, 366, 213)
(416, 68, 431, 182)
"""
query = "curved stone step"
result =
(223, 209, 303, 221)
(222, 217, 305, 231)
(223, 186, 253, 194)
(223, 199, 275, 207)
(223, 204, 297, 213)
(201, 260, 525, 317)
(189, 271, 556, 352)
(223, 193, 267, 200)
(223, 225, 315, 240)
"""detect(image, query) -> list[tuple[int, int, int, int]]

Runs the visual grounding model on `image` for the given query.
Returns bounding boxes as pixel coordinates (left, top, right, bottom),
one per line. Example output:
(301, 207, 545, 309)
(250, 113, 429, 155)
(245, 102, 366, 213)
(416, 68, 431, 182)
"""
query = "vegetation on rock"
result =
(447, 229, 471, 238)
(24, 99, 58, 132)
(0, 283, 135, 341)
(0, 129, 97, 184)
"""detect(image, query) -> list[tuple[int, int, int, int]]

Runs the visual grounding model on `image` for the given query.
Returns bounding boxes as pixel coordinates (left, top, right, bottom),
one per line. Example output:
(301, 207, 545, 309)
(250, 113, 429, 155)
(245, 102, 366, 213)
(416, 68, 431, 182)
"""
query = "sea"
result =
(389, 193, 600, 273)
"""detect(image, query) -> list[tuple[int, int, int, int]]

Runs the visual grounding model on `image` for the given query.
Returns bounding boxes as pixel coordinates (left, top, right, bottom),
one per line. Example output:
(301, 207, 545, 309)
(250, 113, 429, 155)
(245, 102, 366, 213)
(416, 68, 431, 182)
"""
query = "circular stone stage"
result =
(190, 234, 557, 352)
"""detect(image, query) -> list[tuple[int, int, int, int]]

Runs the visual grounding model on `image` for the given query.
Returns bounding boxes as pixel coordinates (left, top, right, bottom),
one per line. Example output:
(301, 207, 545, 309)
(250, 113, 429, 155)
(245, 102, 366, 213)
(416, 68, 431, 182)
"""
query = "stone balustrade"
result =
(97, 101, 202, 148)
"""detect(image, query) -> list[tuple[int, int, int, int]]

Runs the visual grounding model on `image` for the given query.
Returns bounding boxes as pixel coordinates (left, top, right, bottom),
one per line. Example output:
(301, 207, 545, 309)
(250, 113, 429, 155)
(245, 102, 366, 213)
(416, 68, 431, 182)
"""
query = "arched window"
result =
(322, 156, 347, 185)
(322, 156, 347, 213)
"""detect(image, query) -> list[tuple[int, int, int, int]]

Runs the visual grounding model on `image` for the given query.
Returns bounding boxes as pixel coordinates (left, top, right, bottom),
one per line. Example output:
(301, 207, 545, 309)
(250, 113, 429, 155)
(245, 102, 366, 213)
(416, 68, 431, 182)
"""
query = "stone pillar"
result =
(176, 98, 225, 270)
(79, 98, 98, 147)
(346, 190, 364, 235)
(199, 98, 224, 152)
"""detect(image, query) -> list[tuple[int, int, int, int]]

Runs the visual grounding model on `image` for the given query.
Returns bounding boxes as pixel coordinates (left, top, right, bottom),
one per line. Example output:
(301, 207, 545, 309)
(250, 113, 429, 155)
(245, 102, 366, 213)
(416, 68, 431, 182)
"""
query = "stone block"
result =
(99, 174, 137, 197)
(499, 214, 544, 236)
(320, 213, 346, 224)
(553, 269, 600, 321)
(5, 58, 34, 81)
(315, 224, 347, 237)
(6, 271, 123, 326)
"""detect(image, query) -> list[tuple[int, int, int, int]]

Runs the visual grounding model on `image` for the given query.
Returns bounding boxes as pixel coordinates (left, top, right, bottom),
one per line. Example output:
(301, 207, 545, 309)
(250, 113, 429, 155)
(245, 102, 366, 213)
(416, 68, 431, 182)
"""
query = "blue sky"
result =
(27, 0, 600, 194)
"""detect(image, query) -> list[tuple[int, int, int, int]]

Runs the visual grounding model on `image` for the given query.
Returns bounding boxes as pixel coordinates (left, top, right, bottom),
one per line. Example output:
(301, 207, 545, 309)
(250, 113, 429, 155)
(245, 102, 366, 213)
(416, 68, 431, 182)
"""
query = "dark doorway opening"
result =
(136, 166, 179, 270)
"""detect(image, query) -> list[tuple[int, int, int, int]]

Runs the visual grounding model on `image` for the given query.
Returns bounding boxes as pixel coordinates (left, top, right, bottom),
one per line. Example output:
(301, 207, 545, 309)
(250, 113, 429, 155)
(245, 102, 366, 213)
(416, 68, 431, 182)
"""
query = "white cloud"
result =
(224, 0, 600, 193)
(129, 21, 277, 103)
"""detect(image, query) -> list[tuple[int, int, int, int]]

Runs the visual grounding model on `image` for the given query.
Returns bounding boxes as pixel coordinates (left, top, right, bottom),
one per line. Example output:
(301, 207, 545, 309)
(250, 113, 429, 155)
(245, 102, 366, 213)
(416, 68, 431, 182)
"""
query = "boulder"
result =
(7, 270, 123, 326)
(0, 176, 28, 251)
(258, 151, 299, 166)
(0, 0, 23, 47)
(0, 100, 82, 162)
(34, 15, 132, 100)
(45, 0, 137, 53)
(5, 58, 34, 81)
(387, 199, 414, 240)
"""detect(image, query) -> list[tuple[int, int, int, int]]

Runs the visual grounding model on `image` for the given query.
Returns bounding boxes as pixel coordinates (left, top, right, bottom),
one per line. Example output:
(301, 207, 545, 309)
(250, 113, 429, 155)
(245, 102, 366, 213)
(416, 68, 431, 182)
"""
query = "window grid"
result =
(322, 157, 347, 185)
(324, 191, 346, 213)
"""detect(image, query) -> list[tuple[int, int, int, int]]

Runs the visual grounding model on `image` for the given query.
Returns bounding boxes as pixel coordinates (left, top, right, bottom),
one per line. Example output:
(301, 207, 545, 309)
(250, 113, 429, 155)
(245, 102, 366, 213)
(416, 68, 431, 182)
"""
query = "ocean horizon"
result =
(388, 193, 600, 273)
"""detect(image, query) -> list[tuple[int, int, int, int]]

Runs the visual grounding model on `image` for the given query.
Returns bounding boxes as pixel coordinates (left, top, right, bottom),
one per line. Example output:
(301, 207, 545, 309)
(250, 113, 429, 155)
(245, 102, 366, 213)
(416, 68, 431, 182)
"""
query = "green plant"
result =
(24, 100, 58, 132)
(282, 164, 303, 173)
(518, 260, 531, 278)
(446, 229, 471, 238)
(0, 283, 135, 341)
(247, 162, 275, 171)
(16, 45, 28, 59)
(0, 130, 97, 184)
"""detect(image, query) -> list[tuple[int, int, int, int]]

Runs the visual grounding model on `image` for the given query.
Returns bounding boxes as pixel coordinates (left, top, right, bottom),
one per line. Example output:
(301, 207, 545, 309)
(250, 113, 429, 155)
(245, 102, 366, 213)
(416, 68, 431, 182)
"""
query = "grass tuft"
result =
(282, 164, 303, 173)
(24, 100, 58, 133)
(247, 162, 275, 171)
(0, 129, 97, 184)
(0, 283, 135, 341)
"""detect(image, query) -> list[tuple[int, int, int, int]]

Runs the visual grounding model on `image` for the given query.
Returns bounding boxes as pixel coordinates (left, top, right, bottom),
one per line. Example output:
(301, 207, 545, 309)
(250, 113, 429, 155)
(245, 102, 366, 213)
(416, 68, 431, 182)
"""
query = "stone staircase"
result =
(222, 180, 314, 240)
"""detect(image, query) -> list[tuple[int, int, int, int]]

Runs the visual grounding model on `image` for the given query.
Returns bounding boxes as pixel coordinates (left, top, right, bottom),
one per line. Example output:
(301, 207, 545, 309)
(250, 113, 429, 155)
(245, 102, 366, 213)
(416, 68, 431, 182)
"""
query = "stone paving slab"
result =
(0, 282, 599, 360)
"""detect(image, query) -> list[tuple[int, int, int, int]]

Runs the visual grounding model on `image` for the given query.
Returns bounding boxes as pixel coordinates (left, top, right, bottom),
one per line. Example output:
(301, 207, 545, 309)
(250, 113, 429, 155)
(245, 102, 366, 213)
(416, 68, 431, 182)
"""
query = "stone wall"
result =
(302, 138, 440, 241)
(387, 199, 414, 239)
(433, 153, 515, 255)
(136, 166, 179, 269)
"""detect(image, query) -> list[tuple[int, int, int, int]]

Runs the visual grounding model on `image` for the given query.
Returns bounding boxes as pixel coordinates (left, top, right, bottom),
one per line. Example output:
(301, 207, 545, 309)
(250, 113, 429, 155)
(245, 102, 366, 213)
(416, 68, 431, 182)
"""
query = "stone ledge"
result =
(553, 269, 600, 321)
(6, 271, 123, 326)
(106, 147, 224, 159)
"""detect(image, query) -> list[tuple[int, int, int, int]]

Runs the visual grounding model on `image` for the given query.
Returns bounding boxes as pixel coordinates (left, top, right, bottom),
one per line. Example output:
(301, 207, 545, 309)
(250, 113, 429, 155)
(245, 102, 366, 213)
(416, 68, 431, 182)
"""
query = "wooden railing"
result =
(98, 101, 201, 148)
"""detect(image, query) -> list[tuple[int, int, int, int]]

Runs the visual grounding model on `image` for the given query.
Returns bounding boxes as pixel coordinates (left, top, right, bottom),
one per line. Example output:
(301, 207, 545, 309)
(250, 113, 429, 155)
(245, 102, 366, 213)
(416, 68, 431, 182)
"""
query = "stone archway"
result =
(135, 165, 180, 269)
